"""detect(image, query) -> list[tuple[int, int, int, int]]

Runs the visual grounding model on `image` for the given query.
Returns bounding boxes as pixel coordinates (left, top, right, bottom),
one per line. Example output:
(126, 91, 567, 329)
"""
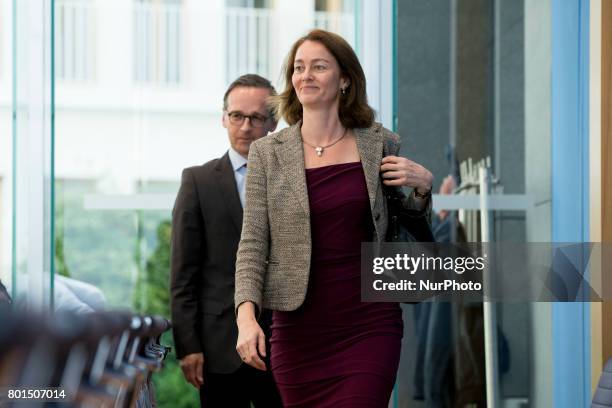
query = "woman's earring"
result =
(341, 87, 346, 95)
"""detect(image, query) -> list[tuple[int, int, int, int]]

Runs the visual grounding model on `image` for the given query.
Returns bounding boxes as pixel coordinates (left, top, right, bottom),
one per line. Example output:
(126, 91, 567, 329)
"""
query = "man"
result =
(170, 74, 281, 407)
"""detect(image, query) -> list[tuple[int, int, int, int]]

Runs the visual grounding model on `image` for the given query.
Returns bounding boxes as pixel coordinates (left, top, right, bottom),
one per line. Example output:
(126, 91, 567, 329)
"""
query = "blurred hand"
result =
(437, 175, 457, 220)
(236, 318, 267, 371)
(439, 175, 456, 195)
(179, 352, 204, 388)
(381, 155, 433, 194)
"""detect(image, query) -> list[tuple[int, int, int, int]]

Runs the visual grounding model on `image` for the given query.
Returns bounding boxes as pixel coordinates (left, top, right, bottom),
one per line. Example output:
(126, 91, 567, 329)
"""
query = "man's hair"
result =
(223, 74, 277, 119)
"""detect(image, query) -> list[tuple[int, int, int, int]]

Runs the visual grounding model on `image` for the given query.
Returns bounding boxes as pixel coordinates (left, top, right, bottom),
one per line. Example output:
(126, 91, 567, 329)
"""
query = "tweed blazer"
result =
(234, 121, 429, 314)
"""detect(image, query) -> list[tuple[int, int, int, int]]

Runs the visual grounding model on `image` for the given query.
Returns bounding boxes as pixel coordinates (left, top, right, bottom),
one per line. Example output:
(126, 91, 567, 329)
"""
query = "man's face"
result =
(222, 86, 277, 158)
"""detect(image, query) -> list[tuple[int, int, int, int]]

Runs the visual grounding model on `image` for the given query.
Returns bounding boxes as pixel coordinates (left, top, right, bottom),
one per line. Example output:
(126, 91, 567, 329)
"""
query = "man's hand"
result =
(179, 352, 205, 388)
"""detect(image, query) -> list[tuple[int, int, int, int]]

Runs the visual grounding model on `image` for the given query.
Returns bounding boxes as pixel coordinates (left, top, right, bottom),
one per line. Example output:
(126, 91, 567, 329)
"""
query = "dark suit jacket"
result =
(170, 152, 270, 374)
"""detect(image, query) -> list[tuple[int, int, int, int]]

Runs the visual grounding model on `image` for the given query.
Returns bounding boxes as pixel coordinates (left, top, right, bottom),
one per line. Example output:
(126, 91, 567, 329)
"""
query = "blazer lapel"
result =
(273, 123, 310, 216)
(215, 153, 243, 234)
(355, 125, 384, 213)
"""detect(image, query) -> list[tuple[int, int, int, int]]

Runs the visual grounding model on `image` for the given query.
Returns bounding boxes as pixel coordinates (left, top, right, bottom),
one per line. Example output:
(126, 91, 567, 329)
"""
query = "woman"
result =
(235, 29, 433, 407)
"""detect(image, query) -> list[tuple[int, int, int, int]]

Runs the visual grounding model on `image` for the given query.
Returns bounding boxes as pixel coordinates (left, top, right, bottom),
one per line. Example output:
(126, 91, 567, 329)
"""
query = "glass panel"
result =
(11, 0, 54, 309)
(0, 0, 13, 299)
(54, 0, 358, 406)
(395, 0, 552, 406)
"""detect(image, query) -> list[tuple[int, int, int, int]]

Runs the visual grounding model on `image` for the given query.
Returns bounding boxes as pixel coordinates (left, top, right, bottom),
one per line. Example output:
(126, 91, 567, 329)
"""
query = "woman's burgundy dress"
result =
(270, 162, 404, 407)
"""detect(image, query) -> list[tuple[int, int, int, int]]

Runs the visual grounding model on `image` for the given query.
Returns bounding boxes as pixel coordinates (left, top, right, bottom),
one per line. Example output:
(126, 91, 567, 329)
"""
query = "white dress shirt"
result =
(227, 147, 248, 208)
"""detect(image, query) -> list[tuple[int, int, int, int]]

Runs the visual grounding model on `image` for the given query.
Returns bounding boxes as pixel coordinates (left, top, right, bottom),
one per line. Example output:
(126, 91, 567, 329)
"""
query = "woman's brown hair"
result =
(276, 29, 375, 129)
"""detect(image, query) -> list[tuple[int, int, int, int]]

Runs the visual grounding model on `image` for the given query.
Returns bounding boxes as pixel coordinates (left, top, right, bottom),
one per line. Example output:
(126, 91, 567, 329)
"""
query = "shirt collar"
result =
(228, 146, 248, 171)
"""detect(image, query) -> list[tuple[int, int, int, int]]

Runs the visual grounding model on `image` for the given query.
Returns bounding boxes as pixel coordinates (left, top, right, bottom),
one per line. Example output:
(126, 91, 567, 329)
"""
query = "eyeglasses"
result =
(226, 111, 269, 128)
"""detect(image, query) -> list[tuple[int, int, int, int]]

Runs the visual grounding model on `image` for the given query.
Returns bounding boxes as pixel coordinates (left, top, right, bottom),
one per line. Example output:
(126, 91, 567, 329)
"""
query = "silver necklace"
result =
(301, 127, 348, 157)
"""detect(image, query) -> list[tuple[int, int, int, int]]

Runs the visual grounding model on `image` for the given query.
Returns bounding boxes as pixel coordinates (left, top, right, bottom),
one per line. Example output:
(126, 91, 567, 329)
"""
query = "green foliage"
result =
(133, 218, 172, 317)
(54, 181, 145, 307)
(55, 198, 71, 278)
(54, 180, 198, 407)
(133, 218, 199, 408)
(152, 332, 200, 408)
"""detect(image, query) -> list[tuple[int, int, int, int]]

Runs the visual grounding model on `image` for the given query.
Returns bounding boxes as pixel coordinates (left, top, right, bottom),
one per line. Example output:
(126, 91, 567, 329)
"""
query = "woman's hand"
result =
(236, 303, 267, 371)
(381, 155, 433, 194)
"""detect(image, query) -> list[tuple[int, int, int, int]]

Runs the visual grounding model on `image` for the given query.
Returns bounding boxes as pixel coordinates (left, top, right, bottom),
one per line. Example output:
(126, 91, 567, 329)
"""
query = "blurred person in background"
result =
(170, 74, 282, 407)
(0, 279, 10, 305)
(54, 275, 107, 314)
(234, 30, 433, 407)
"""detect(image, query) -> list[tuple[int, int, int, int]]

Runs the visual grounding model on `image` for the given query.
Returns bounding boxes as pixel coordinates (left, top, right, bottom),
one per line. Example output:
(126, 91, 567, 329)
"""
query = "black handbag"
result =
(383, 187, 435, 304)
(384, 185, 435, 243)
(381, 137, 434, 243)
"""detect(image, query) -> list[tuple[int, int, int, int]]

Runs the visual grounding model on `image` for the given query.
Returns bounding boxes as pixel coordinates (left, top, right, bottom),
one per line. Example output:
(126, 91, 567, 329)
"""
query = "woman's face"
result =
(291, 40, 347, 110)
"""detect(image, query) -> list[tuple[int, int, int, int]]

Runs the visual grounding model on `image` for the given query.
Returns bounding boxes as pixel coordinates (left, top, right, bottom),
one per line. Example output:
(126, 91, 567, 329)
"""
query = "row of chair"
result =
(0, 308, 171, 407)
